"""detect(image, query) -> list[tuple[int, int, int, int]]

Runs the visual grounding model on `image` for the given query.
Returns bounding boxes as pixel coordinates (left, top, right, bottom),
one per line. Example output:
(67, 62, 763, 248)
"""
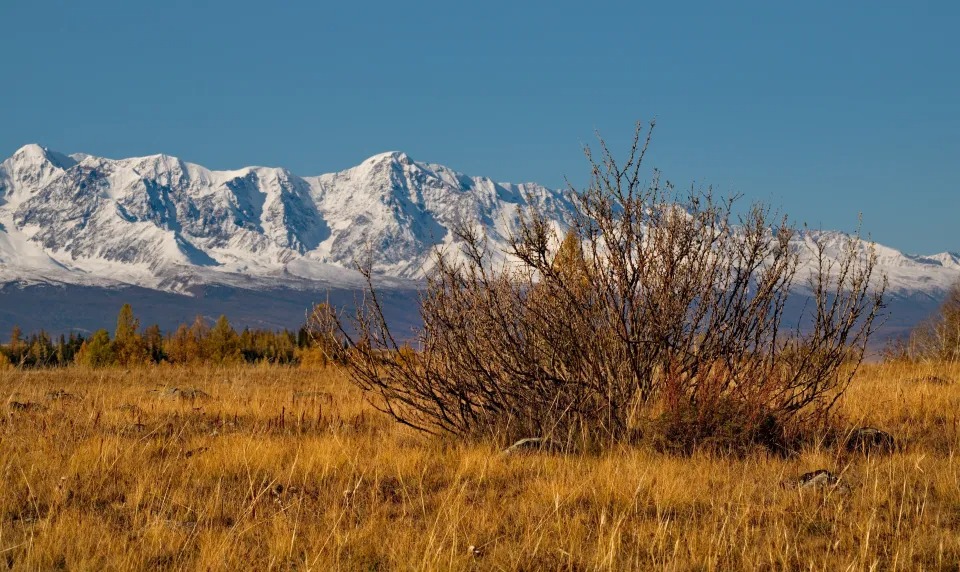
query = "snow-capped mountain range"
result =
(0, 144, 576, 293)
(0, 143, 956, 338)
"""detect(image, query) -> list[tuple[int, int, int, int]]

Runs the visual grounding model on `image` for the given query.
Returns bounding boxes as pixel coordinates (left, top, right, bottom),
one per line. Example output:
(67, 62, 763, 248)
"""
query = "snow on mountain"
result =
(0, 144, 955, 304)
(792, 229, 960, 296)
(0, 145, 575, 293)
(305, 151, 573, 276)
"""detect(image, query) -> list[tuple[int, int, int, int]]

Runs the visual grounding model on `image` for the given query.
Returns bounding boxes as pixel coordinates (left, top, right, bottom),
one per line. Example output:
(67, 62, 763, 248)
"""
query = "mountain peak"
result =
(364, 151, 414, 166)
(10, 144, 77, 170)
(926, 252, 960, 268)
(14, 143, 47, 159)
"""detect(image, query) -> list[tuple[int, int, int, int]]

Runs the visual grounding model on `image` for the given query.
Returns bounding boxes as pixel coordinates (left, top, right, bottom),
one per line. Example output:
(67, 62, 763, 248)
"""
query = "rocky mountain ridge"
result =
(0, 144, 955, 340)
(0, 144, 575, 293)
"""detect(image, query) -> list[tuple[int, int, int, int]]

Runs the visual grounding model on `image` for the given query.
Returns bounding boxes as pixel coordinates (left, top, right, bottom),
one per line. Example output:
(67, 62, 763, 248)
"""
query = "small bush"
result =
(322, 122, 885, 453)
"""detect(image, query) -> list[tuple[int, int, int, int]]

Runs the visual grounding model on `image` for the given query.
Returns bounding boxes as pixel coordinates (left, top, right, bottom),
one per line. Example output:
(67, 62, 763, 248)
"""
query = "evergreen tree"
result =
(28, 330, 53, 366)
(112, 303, 148, 365)
(8, 325, 25, 365)
(166, 324, 192, 364)
(187, 316, 210, 363)
(55, 334, 67, 365)
(77, 329, 115, 368)
(67, 333, 85, 363)
(143, 324, 165, 363)
(239, 328, 254, 361)
(207, 315, 241, 364)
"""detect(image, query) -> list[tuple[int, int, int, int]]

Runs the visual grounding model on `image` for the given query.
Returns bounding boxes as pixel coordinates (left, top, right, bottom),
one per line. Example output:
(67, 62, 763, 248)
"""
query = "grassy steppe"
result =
(1, 362, 959, 571)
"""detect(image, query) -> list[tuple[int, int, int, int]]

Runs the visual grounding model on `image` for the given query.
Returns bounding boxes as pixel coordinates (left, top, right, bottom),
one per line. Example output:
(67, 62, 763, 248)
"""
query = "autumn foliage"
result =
(4, 305, 308, 368)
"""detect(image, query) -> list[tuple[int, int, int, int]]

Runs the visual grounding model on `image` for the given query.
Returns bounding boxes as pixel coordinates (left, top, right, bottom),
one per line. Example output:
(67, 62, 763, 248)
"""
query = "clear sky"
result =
(1, 1, 957, 254)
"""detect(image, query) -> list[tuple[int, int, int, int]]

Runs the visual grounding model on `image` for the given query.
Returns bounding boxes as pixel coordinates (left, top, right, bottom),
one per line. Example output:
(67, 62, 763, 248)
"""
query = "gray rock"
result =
(500, 437, 562, 455)
(792, 469, 852, 493)
(797, 469, 839, 488)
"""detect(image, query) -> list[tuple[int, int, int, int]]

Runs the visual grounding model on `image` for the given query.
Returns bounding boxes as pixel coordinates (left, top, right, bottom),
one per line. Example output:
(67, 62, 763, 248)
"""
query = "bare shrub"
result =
(316, 122, 885, 452)
(897, 280, 960, 362)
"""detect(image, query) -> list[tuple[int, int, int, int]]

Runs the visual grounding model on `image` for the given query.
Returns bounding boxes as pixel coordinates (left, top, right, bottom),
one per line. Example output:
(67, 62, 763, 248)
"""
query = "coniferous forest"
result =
(0, 303, 324, 369)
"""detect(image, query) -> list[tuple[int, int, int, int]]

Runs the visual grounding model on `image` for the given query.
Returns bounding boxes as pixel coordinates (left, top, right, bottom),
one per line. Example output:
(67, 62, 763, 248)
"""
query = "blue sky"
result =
(2, 1, 957, 254)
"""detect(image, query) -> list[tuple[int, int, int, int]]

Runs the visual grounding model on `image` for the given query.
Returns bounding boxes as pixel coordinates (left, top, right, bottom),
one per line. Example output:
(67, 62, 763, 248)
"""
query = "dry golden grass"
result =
(1, 362, 959, 571)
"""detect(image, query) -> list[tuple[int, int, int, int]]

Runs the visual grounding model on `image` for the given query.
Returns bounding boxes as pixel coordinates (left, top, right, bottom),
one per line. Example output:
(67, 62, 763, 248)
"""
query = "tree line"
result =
(0, 304, 324, 368)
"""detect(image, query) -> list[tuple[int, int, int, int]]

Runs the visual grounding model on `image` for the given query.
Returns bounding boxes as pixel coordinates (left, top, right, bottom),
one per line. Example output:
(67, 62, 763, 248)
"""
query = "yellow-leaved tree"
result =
(112, 304, 149, 366)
